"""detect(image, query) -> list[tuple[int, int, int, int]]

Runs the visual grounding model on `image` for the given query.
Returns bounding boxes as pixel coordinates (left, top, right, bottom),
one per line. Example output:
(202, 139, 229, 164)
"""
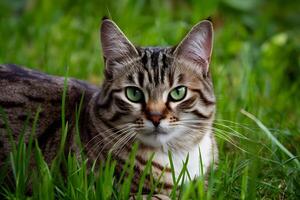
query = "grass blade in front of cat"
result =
(33, 140, 54, 200)
(136, 152, 154, 198)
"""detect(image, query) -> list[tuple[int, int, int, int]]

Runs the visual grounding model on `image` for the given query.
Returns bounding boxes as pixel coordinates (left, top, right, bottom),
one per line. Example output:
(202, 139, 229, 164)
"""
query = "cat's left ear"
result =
(174, 20, 213, 75)
(100, 18, 139, 79)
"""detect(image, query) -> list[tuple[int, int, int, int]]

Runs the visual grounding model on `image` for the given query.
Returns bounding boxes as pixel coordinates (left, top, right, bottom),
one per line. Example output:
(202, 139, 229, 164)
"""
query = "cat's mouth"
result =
(136, 125, 181, 147)
(153, 127, 168, 135)
(143, 127, 168, 136)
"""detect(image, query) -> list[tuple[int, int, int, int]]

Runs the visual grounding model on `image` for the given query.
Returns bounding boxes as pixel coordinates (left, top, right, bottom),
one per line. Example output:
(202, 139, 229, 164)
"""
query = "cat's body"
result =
(0, 19, 218, 196)
(0, 64, 98, 165)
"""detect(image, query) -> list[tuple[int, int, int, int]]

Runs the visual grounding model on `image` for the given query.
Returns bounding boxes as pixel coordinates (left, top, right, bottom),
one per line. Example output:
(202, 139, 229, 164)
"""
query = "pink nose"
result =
(150, 115, 162, 127)
(148, 112, 163, 127)
(145, 100, 167, 127)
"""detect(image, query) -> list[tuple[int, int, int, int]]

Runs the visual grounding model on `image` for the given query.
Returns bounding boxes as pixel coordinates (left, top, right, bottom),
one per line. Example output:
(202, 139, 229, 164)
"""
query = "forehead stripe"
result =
(140, 51, 152, 83)
(127, 74, 134, 83)
(152, 50, 161, 86)
(151, 51, 159, 68)
(178, 73, 185, 83)
(141, 51, 148, 66)
(162, 53, 168, 69)
(145, 50, 153, 83)
(154, 66, 159, 86)
(160, 67, 165, 84)
(138, 71, 144, 87)
(158, 52, 165, 84)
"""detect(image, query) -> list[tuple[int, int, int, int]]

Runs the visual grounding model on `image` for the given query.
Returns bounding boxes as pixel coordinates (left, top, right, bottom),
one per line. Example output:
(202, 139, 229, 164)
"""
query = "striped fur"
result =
(0, 19, 218, 197)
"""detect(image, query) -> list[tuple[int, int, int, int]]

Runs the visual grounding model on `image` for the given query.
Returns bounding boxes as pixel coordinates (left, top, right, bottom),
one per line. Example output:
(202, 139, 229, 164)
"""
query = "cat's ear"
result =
(100, 18, 139, 78)
(174, 20, 213, 75)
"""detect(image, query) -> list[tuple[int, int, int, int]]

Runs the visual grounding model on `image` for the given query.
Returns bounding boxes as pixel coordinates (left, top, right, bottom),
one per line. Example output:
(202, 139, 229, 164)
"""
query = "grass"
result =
(0, 0, 300, 199)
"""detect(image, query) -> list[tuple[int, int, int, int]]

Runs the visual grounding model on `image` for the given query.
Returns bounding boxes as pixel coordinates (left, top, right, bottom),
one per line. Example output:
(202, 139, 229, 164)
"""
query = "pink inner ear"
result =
(101, 19, 138, 61)
(174, 20, 213, 71)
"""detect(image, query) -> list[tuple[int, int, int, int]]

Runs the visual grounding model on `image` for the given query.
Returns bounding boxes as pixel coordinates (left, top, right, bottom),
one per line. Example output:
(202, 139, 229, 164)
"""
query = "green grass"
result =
(1, 0, 300, 199)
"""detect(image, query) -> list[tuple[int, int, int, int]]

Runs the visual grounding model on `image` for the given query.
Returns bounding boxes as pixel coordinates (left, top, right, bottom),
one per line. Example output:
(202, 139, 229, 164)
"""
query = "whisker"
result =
(84, 127, 118, 148)
(85, 126, 130, 152)
(173, 120, 252, 141)
(94, 130, 131, 162)
(113, 132, 137, 156)
(213, 122, 252, 138)
(174, 124, 248, 153)
(96, 128, 134, 156)
(88, 125, 137, 157)
(89, 131, 127, 159)
(110, 131, 133, 153)
(84, 123, 131, 149)
(174, 122, 283, 164)
(214, 119, 255, 130)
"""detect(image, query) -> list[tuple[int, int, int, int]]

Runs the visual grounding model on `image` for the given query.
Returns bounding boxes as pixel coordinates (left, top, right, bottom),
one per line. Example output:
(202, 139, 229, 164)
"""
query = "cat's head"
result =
(97, 19, 215, 149)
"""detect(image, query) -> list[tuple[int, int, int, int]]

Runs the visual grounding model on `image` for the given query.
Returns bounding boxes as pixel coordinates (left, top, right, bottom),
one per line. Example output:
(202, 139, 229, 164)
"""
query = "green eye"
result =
(125, 87, 144, 103)
(169, 86, 187, 102)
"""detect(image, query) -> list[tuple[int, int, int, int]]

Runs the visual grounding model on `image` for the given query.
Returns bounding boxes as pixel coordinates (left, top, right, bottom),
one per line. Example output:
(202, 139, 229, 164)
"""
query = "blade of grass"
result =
(241, 109, 300, 167)
(75, 92, 85, 151)
(240, 164, 248, 200)
(136, 153, 154, 199)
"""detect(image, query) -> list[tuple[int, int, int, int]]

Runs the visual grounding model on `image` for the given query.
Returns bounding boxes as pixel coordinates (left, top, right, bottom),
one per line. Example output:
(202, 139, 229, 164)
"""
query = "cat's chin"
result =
(136, 127, 185, 148)
(136, 133, 166, 148)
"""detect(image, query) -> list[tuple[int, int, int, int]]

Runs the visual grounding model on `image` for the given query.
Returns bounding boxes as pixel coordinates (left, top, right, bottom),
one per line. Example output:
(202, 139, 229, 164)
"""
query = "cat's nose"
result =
(148, 111, 163, 127)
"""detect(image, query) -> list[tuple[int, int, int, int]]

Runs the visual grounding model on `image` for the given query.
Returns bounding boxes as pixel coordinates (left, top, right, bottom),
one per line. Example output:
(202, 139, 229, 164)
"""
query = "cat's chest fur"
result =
(138, 131, 217, 182)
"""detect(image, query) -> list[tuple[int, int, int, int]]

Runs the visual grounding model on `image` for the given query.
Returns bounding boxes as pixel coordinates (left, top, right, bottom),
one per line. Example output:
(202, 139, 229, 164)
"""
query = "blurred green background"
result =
(0, 0, 300, 199)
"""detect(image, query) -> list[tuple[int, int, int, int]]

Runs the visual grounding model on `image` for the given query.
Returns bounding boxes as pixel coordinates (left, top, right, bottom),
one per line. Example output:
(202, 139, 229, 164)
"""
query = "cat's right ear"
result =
(173, 20, 213, 76)
(100, 19, 139, 79)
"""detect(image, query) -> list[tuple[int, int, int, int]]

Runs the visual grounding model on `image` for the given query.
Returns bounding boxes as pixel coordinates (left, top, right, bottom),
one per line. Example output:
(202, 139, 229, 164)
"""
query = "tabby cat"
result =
(0, 18, 218, 197)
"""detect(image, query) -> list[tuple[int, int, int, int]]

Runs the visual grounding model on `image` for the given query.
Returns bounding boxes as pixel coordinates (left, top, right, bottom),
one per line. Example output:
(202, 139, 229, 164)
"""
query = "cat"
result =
(0, 18, 218, 198)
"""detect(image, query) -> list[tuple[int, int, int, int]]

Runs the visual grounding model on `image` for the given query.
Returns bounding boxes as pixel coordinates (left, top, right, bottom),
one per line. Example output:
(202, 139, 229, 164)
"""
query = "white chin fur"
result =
(136, 126, 186, 148)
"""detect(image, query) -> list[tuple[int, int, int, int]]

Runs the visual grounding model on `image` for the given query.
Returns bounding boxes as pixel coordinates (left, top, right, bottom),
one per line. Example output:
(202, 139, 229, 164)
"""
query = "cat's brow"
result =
(138, 48, 172, 87)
